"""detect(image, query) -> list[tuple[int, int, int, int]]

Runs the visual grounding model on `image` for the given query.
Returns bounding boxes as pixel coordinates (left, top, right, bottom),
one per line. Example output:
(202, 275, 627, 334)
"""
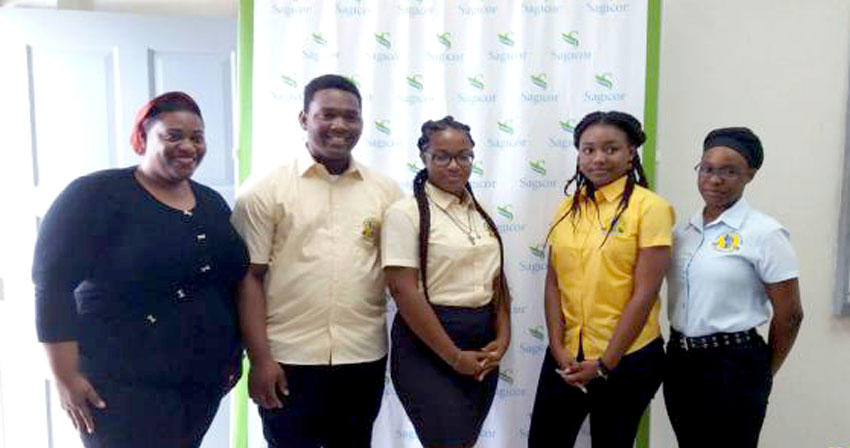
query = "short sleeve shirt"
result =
(667, 198, 799, 337)
(231, 152, 403, 365)
(548, 176, 674, 359)
(381, 181, 500, 307)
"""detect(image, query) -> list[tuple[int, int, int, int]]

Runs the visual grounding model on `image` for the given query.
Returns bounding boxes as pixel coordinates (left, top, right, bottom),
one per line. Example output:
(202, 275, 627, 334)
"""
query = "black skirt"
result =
(391, 305, 499, 447)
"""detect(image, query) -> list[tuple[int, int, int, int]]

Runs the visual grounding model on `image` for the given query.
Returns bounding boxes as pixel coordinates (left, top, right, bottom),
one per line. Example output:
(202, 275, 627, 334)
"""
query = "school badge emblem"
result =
(600, 215, 626, 236)
(712, 232, 742, 252)
(361, 217, 380, 244)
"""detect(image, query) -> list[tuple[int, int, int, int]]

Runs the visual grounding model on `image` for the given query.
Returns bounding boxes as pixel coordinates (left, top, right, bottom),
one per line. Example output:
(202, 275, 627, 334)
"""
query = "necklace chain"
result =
(430, 198, 481, 245)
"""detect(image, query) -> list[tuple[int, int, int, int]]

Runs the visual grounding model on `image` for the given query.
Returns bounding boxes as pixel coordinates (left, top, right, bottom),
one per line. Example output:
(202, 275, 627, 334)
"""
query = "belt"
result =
(670, 329, 760, 351)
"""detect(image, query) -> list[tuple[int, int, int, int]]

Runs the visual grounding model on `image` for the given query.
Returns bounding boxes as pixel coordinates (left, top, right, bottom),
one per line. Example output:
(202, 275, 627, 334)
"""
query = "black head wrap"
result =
(703, 127, 763, 169)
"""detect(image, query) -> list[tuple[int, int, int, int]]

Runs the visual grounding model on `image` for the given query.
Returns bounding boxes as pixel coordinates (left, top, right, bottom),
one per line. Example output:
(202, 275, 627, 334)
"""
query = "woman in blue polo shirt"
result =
(664, 127, 804, 447)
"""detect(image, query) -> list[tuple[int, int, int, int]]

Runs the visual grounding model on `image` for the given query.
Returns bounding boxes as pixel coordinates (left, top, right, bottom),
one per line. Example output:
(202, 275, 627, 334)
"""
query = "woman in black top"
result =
(33, 92, 248, 447)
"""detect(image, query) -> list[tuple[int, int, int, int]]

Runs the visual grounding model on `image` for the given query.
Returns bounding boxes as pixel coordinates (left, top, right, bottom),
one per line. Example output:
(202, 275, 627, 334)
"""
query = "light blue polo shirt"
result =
(667, 198, 799, 337)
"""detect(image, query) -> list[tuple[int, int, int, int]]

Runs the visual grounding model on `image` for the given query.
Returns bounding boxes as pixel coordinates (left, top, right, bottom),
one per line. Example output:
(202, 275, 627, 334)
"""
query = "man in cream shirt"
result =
(231, 74, 402, 447)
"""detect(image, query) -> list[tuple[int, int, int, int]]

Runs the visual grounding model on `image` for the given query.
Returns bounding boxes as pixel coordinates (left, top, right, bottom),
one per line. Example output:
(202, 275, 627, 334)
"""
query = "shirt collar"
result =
(425, 181, 473, 210)
(296, 149, 364, 181)
(595, 175, 628, 203)
(688, 197, 751, 231)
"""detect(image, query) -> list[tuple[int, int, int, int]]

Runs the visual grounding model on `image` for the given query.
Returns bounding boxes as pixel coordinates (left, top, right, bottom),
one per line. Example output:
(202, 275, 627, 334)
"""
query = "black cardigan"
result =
(33, 167, 248, 386)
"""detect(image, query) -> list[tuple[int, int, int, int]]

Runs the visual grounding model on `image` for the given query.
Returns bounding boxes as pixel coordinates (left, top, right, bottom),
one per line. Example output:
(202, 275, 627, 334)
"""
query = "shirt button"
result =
(176, 288, 186, 299)
(200, 264, 211, 273)
(145, 314, 157, 325)
(196, 233, 207, 242)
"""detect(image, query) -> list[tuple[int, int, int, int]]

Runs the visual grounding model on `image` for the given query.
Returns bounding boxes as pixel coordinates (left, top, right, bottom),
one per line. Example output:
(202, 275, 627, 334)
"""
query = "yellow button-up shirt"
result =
(231, 153, 402, 365)
(381, 182, 500, 307)
(548, 176, 673, 359)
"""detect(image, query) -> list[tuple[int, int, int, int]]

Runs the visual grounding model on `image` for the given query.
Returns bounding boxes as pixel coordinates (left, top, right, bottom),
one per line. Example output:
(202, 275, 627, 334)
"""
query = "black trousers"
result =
(528, 338, 664, 448)
(258, 357, 387, 448)
(663, 334, 772, 448)
(81, 380, 225, 448)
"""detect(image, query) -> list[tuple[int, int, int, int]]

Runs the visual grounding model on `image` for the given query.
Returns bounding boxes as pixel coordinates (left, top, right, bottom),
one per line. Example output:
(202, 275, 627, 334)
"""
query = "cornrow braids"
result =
(417, 115, 475, 153)
(547, 111, 649, 246)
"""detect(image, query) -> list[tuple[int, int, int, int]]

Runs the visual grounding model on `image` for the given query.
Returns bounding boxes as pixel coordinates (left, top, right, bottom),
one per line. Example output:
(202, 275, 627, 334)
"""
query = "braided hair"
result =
(413, 116, 510, 308)
(548, 111, 649, 245)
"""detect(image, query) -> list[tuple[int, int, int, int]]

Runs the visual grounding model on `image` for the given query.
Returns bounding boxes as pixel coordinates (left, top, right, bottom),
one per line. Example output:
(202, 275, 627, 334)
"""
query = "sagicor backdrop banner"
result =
(246, 1, 649, 446)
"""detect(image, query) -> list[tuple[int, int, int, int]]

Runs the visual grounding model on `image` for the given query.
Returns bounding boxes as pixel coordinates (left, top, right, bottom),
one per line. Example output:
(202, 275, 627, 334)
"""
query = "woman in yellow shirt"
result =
(528, 111, 673, 447)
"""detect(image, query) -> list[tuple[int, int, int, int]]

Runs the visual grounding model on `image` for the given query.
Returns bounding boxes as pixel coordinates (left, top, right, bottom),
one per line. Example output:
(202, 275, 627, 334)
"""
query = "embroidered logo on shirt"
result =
(712, 232, 742, 252)
(600, 215, 626, 236)
(361, 217, 381, 244)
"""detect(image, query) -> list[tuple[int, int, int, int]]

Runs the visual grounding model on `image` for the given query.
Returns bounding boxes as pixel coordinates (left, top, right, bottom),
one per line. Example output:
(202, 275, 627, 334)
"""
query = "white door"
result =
(0, 9, 237, 448)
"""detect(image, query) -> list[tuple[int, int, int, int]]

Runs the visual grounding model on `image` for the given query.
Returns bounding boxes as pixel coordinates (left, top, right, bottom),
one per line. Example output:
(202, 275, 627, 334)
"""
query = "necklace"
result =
(431, 199, 482, 245)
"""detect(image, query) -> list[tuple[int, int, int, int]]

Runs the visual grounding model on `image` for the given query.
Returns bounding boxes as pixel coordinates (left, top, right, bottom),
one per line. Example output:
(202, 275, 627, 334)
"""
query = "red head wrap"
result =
(130, 91, 202, 154)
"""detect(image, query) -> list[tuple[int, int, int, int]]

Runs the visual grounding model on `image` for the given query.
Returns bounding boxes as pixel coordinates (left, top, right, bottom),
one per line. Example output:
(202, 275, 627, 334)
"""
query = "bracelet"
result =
(596, 359, 611, 380)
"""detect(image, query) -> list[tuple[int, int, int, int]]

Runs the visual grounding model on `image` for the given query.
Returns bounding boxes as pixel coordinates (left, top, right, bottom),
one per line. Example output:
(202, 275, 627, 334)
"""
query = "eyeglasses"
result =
(426, 152, 475, 167)
(694, 163, 743, 180)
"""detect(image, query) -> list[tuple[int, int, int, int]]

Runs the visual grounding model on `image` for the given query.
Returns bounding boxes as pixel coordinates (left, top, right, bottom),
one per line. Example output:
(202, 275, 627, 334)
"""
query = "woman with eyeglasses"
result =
(381, 116, 510, 447)
(528, 111, 673, 447)
(664, 127, 803, 447)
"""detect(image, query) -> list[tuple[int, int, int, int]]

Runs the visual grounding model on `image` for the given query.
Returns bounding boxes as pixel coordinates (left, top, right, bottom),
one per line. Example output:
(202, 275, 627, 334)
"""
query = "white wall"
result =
(0, 0, 235, 16)
(652, 1, 850, 447)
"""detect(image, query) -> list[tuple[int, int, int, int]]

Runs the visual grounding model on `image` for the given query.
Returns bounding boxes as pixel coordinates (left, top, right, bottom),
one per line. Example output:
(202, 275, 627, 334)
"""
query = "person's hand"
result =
(550, 347, 588, 392)
(477, 337, 509, 381)
(452, 350, 488, 378)
(248, 357, 288, 409)
(561, 359, 600, 391)
(550, 345, 577, 371)
(55, 371, 106, 434)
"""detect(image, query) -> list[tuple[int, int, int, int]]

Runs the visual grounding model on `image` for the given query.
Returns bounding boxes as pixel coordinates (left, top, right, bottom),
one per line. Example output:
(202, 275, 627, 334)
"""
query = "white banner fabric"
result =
(250, 1, 648, 446)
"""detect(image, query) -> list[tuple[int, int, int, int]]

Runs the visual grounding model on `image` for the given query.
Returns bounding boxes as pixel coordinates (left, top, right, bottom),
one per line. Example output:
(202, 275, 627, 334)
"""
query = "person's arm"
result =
(565, 246, 670, 385)
(765, 278, 803, 375)
(230, 176, 289, 407)
(34, 176, 108, 433)
(479, 275, 511, 379)
(542, 254, 576, 372)
(43, 342, 106, 434)
(237, 264, 288, 409)
(385, 266, 487, 377)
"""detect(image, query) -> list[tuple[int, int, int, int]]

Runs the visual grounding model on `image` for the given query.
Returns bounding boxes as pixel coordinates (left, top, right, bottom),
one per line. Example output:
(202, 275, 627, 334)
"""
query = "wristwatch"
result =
(596, 359, 612, 380)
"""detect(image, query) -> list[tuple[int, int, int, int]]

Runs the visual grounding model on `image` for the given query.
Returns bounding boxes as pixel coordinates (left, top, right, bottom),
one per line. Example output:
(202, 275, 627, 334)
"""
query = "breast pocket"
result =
(355, 214, 382, 250)
(550, 233, 583, 284)
(427, 241, 474, 298)
(347, 207, 384, 306)
(603, 230, 639, 272)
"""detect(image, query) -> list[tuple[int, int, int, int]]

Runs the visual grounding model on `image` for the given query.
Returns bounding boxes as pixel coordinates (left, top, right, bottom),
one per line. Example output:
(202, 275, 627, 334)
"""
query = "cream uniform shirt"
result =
(231, 152, 402, 365)
(381, 182, 500, 307)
